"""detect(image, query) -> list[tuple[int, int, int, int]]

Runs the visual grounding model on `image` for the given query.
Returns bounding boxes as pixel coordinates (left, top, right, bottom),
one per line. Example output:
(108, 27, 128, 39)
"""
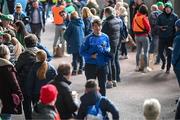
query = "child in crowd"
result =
(32, 84, 60, 120)
(77, 80, 119, 120)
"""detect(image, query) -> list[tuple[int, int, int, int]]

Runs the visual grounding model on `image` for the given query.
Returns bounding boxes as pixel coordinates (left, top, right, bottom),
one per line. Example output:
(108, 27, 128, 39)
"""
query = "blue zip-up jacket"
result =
(80, 33, 111, 66)
(25, 62, 57, 96)
(172, 31, 180, 70)
(83, 17, 92, 36)
(157, 11, 178, 39)
(64, 18, 84, 54)
(29, 6, 45, 27)
(77, 91, 119, 120)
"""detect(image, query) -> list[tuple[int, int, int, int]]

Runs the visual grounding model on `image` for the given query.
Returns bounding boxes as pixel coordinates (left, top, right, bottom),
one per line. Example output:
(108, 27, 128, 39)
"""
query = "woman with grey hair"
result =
(0, 44, 23, 120)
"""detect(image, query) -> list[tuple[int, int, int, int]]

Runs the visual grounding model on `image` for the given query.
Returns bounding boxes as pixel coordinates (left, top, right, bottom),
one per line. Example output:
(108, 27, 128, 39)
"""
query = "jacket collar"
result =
(55, 74, 71, 85)
(0, 58, 13, 67)
(106, 15, 115, 21)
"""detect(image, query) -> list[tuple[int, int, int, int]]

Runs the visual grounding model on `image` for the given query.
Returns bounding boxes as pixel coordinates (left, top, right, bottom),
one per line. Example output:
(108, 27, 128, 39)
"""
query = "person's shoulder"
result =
(101, 33, 109, 39)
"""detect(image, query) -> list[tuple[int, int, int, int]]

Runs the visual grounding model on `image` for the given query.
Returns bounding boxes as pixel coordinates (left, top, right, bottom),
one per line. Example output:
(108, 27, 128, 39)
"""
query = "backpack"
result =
(85, 97, 103, 120)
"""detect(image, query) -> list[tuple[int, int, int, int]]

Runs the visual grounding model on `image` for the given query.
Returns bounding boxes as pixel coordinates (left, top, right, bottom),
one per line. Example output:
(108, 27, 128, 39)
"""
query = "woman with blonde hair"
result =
(82, 7, 93, 36)
(0, 44, 23, 119)
(25, 50, 57, 107)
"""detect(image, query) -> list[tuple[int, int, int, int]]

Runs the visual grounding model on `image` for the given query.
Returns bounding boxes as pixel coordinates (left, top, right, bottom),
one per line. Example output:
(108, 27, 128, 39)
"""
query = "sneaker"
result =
(161, 62, 165, 70)
(72, 71, 77, 76)
(143, 67, 152, 73)
(106, 81, 113, 89)
(135, 66, 140, 72)
(112, 81, 117, 87)
(78, 69, 83, 74)
(124, 56, 128, 59)
(166, 69, 170, 74)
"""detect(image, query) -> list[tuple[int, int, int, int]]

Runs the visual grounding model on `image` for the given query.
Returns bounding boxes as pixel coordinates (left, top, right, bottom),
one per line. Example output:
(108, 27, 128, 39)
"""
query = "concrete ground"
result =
(12, 18, 180, 120)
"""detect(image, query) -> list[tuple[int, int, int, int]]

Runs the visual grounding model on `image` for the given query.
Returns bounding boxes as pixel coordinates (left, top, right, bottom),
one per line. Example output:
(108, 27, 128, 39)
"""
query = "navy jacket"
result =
(49, 74, 78, 119)
(83, 17, 92, 36)
(157, 11, 178, 39)
(80, 33, 111, 66)
(25, 62, 57, 96)
(172, 31, 180, 70)
(64, 18, 84, 54)
(102, 15, 121, 52)
(77, 91, 119, 120)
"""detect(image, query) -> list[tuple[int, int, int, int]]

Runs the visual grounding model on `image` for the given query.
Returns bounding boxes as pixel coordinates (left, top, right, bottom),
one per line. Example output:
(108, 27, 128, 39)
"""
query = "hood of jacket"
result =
(0, 58, 13, 67)
(71, 18, 84, 27)
(80, 91, 102, 106)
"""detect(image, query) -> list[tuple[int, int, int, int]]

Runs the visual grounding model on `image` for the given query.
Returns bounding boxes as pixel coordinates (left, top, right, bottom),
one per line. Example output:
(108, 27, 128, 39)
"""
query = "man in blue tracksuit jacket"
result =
(80, 19, 111, 96)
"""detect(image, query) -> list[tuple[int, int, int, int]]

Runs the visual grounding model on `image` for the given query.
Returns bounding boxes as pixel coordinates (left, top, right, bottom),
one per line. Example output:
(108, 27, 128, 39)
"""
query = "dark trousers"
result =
(158, 38, 173, 70)
(85, 64, 108, 96)
(23, 94, 32, 119)
(115, 44, 121, 81)
(72, 52, 84, 71)
(108, 46, 117, 81)
(30, 23, 42, 42)
(121, 42, 127, 56)
(7, 0, 15, 14)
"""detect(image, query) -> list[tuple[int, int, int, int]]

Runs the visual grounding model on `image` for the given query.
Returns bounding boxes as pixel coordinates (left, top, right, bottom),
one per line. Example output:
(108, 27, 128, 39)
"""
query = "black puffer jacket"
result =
(15, 50, 37, 93)
(32, 103, 59, 120)
(102, 15, 121, 52)
(49, 74, 78, 119)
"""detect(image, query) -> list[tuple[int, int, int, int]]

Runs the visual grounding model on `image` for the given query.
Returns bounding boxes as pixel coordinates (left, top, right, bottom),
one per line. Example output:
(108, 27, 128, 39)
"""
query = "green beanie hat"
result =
(164, 2, 173, 9)
(0, 14, 13, 21)
(65, 0, 71, 2)
(156, 2, 164, 7)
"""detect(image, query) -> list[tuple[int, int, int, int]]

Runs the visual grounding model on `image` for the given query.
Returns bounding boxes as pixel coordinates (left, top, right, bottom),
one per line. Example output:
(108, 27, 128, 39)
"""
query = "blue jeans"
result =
(72, 52, 84, 71)
(135, 36, 149, 67)
(0, 114, 11, 120)
(85, 64, 108, 96)
(115, 44, 121, 81)
(149, 35, 159, 53)
(174, 69, 180, 87)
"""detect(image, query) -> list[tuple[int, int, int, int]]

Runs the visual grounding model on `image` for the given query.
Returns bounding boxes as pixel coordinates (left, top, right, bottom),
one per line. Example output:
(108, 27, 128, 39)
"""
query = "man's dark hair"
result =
(139, 5, 148, 15)
(57, 63, 71, 76)
(92, 19, 102, 26)
(104, 6, 114, 16)
(24, 34, 38, 48)
(85, 80, 98, 89)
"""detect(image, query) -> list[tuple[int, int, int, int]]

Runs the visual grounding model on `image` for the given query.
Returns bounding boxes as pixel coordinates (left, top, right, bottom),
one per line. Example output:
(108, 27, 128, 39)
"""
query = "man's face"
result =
(135, 0, 142, 5)
(165, 7, 172, 14)
(92, 23, 102, 34)
(158, 5, 164, 11)
(33, 1, 39, 8)
(2, 20, 10, 27)
(0, 36, 4, 44)
(16, 7, 22, 13)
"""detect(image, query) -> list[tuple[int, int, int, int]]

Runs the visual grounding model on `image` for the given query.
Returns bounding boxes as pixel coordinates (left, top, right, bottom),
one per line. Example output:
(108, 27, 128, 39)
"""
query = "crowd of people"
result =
(0, 0, 180, 119)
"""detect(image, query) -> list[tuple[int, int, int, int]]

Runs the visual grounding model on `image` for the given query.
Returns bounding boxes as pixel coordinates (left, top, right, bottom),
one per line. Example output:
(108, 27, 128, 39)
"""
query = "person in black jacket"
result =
(102, 6, 121, 87)
(15, 34, 39, 119)
(49, 63, 78, 119)
(77, 80, 119, 120)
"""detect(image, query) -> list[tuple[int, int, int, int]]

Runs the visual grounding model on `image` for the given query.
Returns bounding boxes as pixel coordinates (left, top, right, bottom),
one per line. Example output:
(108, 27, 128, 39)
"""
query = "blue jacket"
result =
(37, 43, 52, 61)
(172, 31, 180, 70)
(80, 33, 111, 66)
(157, 11, 178, 39)
(83, 17, 92, 36)
(64, 18, 84, 54)
(25, 62, 57, 96)
(13, 11, 26, 23)
(29, 6, 45, 27)
(77, 91, 119, 120)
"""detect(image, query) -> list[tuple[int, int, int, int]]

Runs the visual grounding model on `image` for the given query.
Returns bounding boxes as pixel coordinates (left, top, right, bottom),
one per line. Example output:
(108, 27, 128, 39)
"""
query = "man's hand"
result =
(91, 53, 97, 59)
